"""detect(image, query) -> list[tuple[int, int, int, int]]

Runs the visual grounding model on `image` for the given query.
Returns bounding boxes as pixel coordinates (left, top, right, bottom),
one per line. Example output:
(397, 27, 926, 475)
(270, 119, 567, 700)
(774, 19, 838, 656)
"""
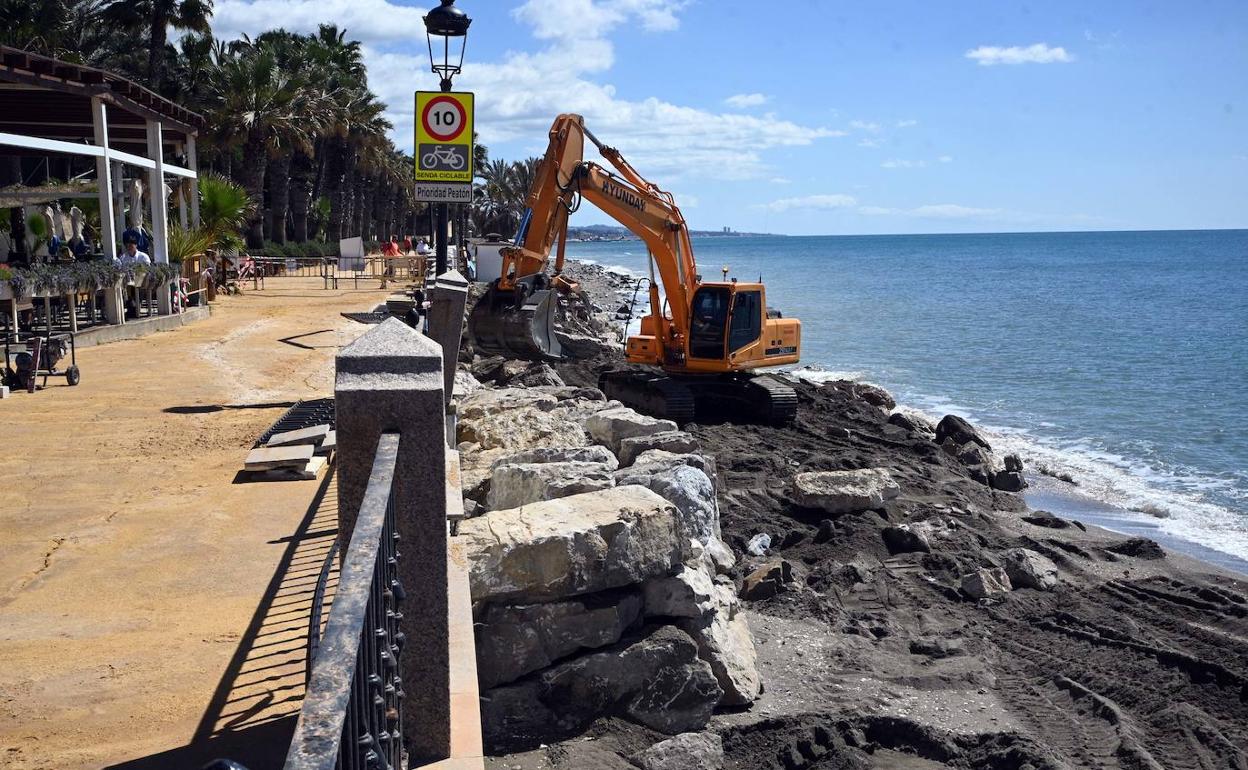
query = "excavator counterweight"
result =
(467, 114, 802, 426)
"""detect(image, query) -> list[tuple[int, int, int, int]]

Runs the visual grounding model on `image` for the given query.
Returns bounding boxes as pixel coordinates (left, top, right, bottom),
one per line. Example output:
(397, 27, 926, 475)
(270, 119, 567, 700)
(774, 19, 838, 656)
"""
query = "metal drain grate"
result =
(254, 398, 336, 447)
(340, 311, 390, 325)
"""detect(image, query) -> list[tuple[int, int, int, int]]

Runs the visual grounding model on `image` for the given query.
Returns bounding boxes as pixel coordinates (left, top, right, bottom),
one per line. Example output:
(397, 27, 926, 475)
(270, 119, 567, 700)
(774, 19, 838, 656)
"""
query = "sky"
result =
(212, 0, 1248, 236)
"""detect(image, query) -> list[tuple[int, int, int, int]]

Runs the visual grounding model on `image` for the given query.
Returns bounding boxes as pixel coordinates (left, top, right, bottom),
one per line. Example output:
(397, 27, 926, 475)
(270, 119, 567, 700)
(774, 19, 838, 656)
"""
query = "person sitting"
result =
(416, 238, 432, 256)
(120, 237, 151, 318)
(402, 236, 413, 255)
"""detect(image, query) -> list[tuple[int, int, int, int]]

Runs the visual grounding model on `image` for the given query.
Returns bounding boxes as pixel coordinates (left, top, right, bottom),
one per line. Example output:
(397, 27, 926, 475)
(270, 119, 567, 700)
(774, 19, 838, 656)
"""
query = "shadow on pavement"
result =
(105, 469, 340, 770)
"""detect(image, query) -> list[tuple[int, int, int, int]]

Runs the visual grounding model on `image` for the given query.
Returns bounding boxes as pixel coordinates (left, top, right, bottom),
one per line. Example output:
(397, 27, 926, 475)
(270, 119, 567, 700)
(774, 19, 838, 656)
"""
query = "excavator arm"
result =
(471, 113, 801, 419)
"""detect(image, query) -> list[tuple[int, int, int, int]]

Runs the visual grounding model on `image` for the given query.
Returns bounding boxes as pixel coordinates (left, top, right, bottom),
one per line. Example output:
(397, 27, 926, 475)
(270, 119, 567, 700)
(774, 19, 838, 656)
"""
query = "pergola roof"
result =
(0, 46, 203, 152)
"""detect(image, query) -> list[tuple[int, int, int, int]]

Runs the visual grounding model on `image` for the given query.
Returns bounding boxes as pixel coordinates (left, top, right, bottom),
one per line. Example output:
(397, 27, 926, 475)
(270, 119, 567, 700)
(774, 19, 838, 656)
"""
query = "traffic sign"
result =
(415, 91, 473, 204)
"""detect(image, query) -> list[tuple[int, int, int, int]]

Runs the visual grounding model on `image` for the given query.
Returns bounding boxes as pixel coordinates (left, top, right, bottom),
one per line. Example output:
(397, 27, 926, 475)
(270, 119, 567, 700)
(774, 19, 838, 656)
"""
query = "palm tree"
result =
(103, 0, 213, 91)
(197, 173, 252, 253)
(206, 43, 325, 247)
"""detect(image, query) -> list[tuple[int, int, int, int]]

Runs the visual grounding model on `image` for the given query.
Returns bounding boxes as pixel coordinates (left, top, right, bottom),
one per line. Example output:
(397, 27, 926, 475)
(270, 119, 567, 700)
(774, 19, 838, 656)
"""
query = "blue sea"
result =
(565, 230, 1248, 571)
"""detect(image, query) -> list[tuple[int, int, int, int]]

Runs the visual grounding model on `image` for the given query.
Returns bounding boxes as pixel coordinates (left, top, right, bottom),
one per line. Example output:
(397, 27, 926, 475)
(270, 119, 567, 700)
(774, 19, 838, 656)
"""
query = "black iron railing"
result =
(284, 433, 407, 770)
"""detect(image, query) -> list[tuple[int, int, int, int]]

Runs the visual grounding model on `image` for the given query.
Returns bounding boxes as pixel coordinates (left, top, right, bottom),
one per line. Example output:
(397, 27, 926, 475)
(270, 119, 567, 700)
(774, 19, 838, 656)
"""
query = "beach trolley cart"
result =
(1, 332, 80, 393)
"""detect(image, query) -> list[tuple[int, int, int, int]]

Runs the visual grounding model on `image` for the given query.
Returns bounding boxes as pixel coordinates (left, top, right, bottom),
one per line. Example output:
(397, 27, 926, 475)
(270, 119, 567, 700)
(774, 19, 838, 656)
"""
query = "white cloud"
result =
(938, 155, 953, 163)
(218, 0, 839, 182)
(724, 93, 769, 109)
(965, 43, 1074, 66)
(760, 194, 858, 213)
(857, 206, 897, 216)
(1234, 154, 1248, 162)
(895, 119, 918, 128)
(359, 0, 838, 179)
(849, 120, 881, 132)
(857, 137, 883, 149)
(881, 159, 927, 169)
(214, 0, 427, 42)
(768, 177, 791, 184)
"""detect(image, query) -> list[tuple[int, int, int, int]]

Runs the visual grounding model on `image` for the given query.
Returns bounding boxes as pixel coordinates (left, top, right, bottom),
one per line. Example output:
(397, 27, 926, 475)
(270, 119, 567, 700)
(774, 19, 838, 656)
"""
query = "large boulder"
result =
(991, 469, 1026, 492)
(935, 414, 990, 449)
(631, 449, 717, 480)
(882, 524, 931, 554)
(586, 407, 678, 453)
(643, 563, 717, 619)
(476, 590, 642, 688)
(960, 567, 1012, 600)
(702, 536, 736, 575)
(459, 387, 558, 419)
(458, 398, 588, 452)
(616, 464, 720, 544)
(486, 460, 615, 510)
(492, 444, 619, 471)
(457, 486, 692, 603)
(631, 732, 725, 770)
(479, 625, 724, 750)
(544, 625, 721, 735)
(792, 468, 900, 514)
(887, 410, 936, 437)
(619, 430, 701, 467)
(678, 584, 762, 705)
(1002, 548, 1060, 591)
(509, 362, 566, 388)
(741, 559, 793, 600)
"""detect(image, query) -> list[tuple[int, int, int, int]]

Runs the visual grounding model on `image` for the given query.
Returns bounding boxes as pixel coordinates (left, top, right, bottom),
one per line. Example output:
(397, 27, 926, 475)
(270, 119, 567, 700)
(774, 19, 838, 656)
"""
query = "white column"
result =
(146, 120, 169, 264)
(91, 98, 116, 264)
(187, 133, 200, 229)
(112, 162, 125, 251)
(147, 120, 172, 315)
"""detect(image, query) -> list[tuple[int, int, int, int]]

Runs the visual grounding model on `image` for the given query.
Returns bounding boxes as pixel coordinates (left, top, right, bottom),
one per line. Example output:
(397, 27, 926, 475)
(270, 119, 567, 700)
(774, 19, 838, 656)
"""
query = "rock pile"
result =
(934, 414, 1027, 492)
(452, 378, 761, 752)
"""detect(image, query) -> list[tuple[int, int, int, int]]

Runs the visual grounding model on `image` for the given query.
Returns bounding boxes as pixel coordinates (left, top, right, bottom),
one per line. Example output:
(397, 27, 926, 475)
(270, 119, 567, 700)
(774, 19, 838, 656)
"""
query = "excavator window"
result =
(729, 290, 763, 352)
(689, 286, 731, 359)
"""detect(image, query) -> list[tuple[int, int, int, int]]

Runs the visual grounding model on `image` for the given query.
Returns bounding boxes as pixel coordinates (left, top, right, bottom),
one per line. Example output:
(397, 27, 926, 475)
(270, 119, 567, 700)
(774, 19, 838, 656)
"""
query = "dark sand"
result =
(487, 262, 1248, 769)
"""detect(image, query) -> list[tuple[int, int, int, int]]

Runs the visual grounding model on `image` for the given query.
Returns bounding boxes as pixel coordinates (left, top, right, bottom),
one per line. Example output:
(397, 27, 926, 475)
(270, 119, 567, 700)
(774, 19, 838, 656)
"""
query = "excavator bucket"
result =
(467, 286, 564, 361)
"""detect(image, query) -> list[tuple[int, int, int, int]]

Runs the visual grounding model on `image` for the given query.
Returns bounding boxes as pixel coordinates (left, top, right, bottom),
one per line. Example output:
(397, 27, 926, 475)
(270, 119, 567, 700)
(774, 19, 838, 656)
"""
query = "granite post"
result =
(335, 317, 449, 763)
(425, 269, 469, 408)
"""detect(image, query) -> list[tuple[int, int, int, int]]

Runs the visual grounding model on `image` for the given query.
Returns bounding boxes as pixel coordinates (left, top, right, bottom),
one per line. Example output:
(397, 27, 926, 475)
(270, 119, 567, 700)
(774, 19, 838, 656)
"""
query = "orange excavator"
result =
(467, 114, 801, 424)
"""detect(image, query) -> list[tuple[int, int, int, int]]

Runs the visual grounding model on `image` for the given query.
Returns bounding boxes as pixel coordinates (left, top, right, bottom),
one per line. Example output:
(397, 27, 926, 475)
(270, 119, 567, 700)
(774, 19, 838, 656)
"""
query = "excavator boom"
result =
(468, 114, 802, 424)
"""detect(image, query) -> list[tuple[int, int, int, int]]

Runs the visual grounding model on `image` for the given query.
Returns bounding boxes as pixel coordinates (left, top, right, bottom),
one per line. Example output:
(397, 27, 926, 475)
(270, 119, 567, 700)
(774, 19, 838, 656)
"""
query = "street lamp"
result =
(424, 0, 471, 93)
(423, 0, 472, 275)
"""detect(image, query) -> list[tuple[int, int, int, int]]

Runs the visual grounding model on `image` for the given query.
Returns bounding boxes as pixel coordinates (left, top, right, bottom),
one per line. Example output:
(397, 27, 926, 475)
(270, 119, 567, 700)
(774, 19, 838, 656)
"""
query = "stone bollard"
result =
(335, 317, 450, 763)
(425, 269, 469, 408)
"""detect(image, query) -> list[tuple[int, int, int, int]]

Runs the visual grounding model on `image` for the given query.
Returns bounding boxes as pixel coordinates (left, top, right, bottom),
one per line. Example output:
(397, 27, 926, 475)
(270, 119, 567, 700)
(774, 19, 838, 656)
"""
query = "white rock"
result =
(643, 563, 718, 619)
(457, 485, 693, 603)
(702, 536, 736, 575)
(453, 369, 483, 398)
(491, 445, 619, 471)
(486, 461, 615, 510)
(792, 468, 900, 514)
(616, 464, 720, 545)
(585, 406, 678, 453)
(678, 583, 762, 706)
(618, 430, 700, 466)
(458, 387, 557, 419)
(746, 533, 771, 556)
(1002, 548, 1060, 591)
(961, 567, 1012, 599)
(631, 449, 717, 479)
(631, 732, 725, 770)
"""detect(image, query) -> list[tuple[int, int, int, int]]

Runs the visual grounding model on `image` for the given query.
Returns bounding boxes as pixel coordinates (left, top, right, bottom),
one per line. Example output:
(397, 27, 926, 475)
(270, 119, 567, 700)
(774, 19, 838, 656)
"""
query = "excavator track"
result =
(598, 369, 697, 426)
(598, 370, 796, 427)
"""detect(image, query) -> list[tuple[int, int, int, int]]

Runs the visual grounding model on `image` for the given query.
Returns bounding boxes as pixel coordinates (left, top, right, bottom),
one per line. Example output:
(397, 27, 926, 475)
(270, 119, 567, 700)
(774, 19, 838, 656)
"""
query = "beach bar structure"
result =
(0, 46, 203, 320)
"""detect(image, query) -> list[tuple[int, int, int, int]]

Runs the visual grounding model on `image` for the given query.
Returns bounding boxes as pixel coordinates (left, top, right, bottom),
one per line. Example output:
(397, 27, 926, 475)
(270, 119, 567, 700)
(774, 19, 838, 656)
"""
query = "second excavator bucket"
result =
(467, 284, 564, 361)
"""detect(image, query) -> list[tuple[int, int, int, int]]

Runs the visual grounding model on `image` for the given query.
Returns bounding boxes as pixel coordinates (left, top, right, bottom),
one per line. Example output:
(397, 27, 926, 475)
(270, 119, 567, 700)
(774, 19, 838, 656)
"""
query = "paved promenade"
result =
(0, 279, 389, 769)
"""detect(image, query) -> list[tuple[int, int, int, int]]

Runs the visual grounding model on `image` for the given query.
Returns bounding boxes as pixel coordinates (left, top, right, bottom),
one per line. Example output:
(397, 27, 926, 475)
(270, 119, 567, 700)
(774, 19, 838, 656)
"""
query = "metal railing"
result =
(285, 433, 407, 770)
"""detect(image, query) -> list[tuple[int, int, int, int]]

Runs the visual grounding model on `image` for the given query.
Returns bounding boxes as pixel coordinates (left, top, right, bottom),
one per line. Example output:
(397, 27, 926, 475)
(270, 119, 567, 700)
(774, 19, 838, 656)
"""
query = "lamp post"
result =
(424, 0, 471, 276)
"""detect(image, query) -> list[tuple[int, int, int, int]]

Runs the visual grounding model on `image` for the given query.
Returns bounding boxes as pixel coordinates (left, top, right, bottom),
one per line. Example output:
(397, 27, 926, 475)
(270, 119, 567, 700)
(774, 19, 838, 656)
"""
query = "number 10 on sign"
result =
(415, 91, 474, 186)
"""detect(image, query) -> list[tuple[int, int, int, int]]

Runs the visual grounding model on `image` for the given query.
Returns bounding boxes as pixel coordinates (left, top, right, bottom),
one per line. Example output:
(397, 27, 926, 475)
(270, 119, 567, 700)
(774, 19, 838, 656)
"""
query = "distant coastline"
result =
(567, 224, 783, 242)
